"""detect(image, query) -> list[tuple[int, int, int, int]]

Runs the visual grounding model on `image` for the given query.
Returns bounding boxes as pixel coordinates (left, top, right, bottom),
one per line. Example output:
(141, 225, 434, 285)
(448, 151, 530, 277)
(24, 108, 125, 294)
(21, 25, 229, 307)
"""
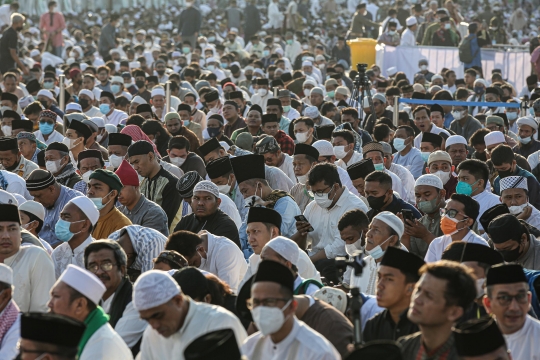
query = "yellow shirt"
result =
(93, 207, 132, 240)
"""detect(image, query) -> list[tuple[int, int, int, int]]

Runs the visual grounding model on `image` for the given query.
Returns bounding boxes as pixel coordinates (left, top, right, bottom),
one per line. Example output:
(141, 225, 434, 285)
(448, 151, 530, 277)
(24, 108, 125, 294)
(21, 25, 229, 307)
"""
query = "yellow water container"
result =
(347, 38, 378, 68)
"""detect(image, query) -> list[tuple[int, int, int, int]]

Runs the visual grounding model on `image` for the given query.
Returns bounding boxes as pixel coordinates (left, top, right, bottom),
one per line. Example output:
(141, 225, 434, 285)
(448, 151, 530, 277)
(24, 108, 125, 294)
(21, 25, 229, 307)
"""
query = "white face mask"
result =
(46, 159, 63, 174)
(257, 88, 268, 96)
(313, 184, 336, 208)
(420, 65, 428, 71)
(243, 182, 264, 207)
(218, 176, 232, 194)
(82, 170, 93, 184)
(108, 154, 123, 168)
(251, 299, 292, 335)
(62, 136, 80, 150)
(170, 156, 186, 167)
(1, 125, 12, 136)
(476, 278, 485, 298)
(509, 202, 528, 215)
(303, 88, 311, 97)
(432, 170, 451, 185)
(295, 131, 309, 143)
(96, 134, 103, 143)
(296, 173, 309, 184)
(451, 110, 464, 120)
(333, 145, 349, 159)
(345, 231, 364, 256)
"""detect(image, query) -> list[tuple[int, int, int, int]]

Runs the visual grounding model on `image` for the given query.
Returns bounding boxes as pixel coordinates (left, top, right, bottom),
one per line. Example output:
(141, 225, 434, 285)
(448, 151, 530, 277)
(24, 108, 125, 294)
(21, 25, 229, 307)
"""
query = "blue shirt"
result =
(239, 196, 301, 259)
(443, 111, 454, 129)
(40, 185, 83, 246)
(393, 147, 425, 179)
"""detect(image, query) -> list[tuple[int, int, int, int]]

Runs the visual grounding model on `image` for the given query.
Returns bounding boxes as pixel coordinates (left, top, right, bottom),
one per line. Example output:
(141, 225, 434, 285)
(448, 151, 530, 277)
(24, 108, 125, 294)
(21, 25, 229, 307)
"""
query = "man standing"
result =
(39, 1, 65, 57)
(49, 265, 133, 359)
(0, 12, 28, 75)
(52, 196, 99, 278)
(349, 3, 380, 39)
(0, 203, 55, 312)
(134, 270, 247, 358)
(178, 0, 202, 47)
(98, 14, 119, 60)
(244, 0, 261, 40)
(399, 261, 477, 359)
(483, 263, 540, 360)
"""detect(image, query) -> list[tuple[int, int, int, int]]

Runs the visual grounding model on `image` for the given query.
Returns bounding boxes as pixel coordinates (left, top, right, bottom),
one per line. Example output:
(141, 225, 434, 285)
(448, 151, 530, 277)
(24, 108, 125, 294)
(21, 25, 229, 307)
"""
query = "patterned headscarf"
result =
(120, 125, 161, 158)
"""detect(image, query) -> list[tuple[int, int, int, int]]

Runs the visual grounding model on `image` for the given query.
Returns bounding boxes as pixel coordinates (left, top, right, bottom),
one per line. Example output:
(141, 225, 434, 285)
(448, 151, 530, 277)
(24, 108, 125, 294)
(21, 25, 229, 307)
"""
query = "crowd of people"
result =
(0, 0, 540, 359)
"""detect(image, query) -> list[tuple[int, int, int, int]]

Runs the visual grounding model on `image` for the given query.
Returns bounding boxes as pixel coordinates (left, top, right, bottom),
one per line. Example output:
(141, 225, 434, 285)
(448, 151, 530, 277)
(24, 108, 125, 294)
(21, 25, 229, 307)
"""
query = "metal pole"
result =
(165, 81, 171, 117)
(393, 95, 399, 127)
(59, 75, 65, 113)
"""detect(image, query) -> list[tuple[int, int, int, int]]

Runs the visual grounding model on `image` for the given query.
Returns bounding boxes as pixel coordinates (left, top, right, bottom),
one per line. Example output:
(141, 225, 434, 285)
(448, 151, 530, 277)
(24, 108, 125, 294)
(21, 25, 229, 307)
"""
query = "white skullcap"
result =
(413, 83, 425, 92)
(275, 48, 283, 56)
(172, 51, 181, 58)
(406, 16, 417, 26)
(151, 87, 165, 97)
(206, 57, 216, 64)
(37, 89, 54, 100)
(65, 103, 82, 112)
(111, 76, 124, 84)
(516, 116, 538, 131)
(244, 65, 254, 72)
(68, 196, 99, 226)
(431, 74, 443, 81)
(30, 49, 40, 57)
(427, 150, 451, 165)
(89, 117, 105, 128)
(303, 79, 317, 88)
(312, 140, 334, 157)
(57, 265, 106, 305)
(315, 54, 325, 62)
(387, 67, 397, 76)
(105, 124, 117, 134)
(336, 86, 350, 96)
(129, 61, 141, 69)
(0, 264, 13, 286)
(0, 189, 18, 205)
(219, 141, 230, 151)
(309, 87, 325, 96)
(253, 68, 265, 77)
(131, 95, 147, 104)
(19, 200, 45, 221)
(373, 211, 404, 239)
(19, 95, 33, 109)
(304, 105, 320, 119)
(78, 89, 95, 100)
(415, 174, 443, 189)
(133, 270, 181, 311)
(500, 176, 528, 192)
(445, 135, 467, 147)
(265, 236, 300, 265)
(473, 78, 487, 87)
(484, 131, 506, 146)
(313, 287, 347, 314)
(193, 180, 220, 198)
(302, 60, 313, 67)
(80, 63, 88, 71)
(429, 85, 442, 93)
(372, 93, 386, 104)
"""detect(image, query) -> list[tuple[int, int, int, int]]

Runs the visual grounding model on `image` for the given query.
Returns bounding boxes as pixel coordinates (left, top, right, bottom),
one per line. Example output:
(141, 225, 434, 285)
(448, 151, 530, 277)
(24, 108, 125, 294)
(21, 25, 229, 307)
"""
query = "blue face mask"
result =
(111, 84, 121, 94)
(455, 180, 479, 196)
(55, 219, 84, 242)
(221, 62, 228, 69)
(519, 136, 532, 144)
(474, 86, 484, 95)
(184, 120, 191, 126)
(374, 163, 385, 171)
(393, 138, 406, 152)
(39, 122, 54, 135)
(530, 108, 535, 116)
(89, 191, 112, 211)
(207, 127, 221, 138)
(99, 104, 110, 115)
(421, 152, 431, 163)
(263, 50, 270, 57)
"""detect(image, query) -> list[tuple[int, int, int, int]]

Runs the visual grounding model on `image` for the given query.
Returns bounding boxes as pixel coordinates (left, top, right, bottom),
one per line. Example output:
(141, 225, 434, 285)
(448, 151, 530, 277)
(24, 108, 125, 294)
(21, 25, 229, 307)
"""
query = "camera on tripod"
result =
(335, 254, 366, 277)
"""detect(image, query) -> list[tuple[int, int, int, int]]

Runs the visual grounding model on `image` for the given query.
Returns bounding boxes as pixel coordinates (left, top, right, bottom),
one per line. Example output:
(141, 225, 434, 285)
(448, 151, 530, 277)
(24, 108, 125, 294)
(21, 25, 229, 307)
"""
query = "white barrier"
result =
(376, 45, 531, 88)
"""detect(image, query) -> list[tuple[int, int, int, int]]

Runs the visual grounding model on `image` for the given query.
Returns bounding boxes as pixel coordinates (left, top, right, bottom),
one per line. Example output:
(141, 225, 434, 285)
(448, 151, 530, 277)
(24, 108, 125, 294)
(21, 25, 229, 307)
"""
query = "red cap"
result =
(69, 68, 81, 78)
(115, 160, 139, 186)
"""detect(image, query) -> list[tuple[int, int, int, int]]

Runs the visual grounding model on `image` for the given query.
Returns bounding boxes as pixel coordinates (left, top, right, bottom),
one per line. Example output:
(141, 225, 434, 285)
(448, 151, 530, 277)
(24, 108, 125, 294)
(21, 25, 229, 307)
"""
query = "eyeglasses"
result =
(440, 208, 467, 219)
(87, 262, 117, 273)
(309, 185, 332, 197)
(496, 292, 528, 306)
(246, 297, 289, 310)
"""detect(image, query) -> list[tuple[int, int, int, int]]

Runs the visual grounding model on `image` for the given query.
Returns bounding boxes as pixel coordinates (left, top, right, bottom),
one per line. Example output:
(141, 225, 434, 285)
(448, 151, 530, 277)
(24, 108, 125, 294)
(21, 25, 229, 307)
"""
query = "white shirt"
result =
(80, 322, 133, 360)
(305, 187, 369, 259)
(103, 109, 128, 126)
(527, 150, 540, 171)
(265, 165, 295, 192)
(101, 296, 147, 348)
(52, 236, 94, 278)
(336, 151, 363, 170)
(384, 168, 408, 201)
(425, 230, 489, 263)
(0, 4, 11, 28)
(294, 275, 320, 295)
(400, 28, 416, 46)
(84, 106, 102, 118)
(349, 254, 378, 295)
(414, 125, 450, 149)
(0, 307, 19, 360)
(504, 315, 540, 360)
(284, 107, 301, 121)
(0, 170, 32, 200)
(389, 163, 416, 204)
(522, 204, 540, 230)
(250, 91, 273, 112)
(4, 245, 56, 312)
(278, 153, 297, 184)
(241, 317, 340, 360)
(199, 232, 248, 293)
(219, 193, 242, 229)
(336, 165, 364, 199)
(34, 129, 64, 145)
(140, 299, 247, 360)
(472, 189, 501, 231)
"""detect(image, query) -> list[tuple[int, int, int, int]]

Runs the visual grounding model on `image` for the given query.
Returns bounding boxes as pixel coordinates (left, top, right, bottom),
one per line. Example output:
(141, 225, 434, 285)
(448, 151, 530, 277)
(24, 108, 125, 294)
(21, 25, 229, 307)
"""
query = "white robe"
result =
(80, 322, 133, 360)
(504, 315, 540, 360)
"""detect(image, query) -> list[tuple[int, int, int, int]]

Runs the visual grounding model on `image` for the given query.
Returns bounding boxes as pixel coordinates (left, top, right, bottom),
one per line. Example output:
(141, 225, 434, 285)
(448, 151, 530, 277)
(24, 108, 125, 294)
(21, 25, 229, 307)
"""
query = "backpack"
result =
(458, 36, 475, 64)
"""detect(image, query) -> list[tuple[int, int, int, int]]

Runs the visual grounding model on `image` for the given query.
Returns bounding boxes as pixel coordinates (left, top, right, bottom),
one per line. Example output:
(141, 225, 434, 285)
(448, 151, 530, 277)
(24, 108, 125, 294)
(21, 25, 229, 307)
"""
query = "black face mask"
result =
(501, 96, 510, 102)
(79, 98, 89, 109)
(135, 80, 145, 88)
(40, 100, 49, 108)
(497, 166, 514, 178)
(246, 74, 253, 81)
(498, 241, 522, 262)
(157, 70, 165, 76)
(367, 193, 388, 211)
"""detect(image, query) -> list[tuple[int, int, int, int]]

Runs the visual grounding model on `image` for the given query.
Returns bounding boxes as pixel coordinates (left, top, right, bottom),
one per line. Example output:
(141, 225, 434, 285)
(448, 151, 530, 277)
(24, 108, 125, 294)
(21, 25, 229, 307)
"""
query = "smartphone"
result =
(402, 209, 414, 223)
(294, 215, 314, 232)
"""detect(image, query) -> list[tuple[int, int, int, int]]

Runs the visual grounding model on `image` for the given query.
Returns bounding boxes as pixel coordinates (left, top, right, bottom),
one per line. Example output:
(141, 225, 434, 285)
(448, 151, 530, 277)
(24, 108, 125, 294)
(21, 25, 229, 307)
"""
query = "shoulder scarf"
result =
(263, 190, 293, 209)
(78, 306, 110, 358)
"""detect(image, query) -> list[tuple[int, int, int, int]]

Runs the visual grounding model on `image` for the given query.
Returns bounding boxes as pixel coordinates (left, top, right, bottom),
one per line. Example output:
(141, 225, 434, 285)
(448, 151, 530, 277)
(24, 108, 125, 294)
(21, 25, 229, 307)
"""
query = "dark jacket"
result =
(363, 109, 393, 135)
(178, 6, 202, 36)
(174, 208, 240, 247)
(513, 139, 540, 160)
